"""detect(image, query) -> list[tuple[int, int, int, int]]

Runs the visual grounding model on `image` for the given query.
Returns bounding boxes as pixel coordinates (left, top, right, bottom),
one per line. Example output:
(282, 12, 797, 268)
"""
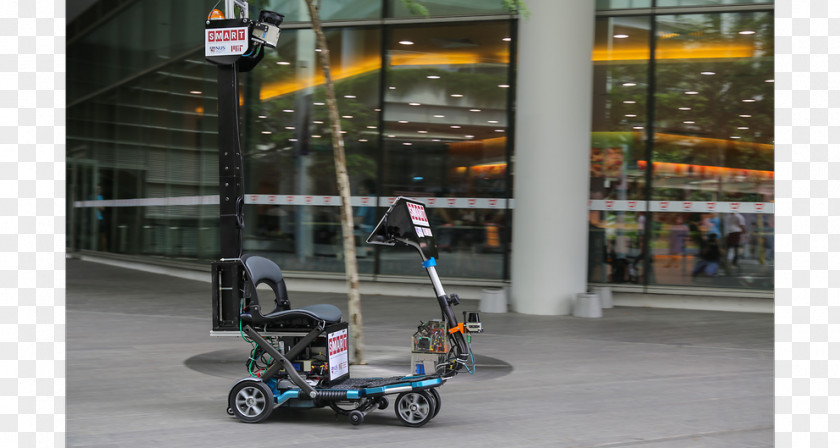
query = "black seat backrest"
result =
(242, 254, 290, 314)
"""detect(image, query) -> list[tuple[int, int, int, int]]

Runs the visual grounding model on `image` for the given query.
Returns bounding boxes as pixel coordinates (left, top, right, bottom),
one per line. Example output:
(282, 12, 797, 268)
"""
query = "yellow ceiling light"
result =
(654, 132, 773, 150)
(593, 42, 757, 62)
(390, 52, 483, 66)
(259, 50, 508, 101)
(259, 56, 381, 100)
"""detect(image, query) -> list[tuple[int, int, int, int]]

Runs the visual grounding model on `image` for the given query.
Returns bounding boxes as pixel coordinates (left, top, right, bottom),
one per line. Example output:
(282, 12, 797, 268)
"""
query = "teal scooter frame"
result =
(226, 198, 480, 426)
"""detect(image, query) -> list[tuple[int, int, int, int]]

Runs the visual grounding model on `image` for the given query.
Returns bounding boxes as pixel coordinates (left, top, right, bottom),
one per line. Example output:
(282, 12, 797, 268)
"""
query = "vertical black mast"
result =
(217, 63, 244, 259)
(206, 2, 284, 331)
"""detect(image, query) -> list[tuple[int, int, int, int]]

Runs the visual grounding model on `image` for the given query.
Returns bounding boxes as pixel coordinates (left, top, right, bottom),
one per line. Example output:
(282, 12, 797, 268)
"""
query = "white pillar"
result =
(511, 0, 595, 315)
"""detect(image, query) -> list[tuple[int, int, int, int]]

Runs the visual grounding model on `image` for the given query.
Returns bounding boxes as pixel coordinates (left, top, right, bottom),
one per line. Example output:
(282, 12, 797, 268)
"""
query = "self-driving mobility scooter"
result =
(204, 1, 481, 427)
(221, 197, 481, 426)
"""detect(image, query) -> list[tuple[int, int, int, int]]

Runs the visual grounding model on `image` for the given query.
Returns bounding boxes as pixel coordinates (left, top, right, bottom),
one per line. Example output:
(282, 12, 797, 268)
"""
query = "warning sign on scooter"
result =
(328, 328, 349, 379)
(205, 27, 250, 57)
(406, 202, 429, 227)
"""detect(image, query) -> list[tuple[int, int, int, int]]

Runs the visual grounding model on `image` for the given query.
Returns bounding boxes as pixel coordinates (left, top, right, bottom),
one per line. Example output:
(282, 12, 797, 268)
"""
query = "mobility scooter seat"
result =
(241, 254, 342, 327)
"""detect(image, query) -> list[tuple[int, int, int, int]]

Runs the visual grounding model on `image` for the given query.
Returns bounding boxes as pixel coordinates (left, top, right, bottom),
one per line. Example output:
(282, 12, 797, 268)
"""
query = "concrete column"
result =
(511, 0, 595, 315)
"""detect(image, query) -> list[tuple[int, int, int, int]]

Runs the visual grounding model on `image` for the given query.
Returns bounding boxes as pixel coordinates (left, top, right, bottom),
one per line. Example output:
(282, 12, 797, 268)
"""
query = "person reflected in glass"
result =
(353, 179, 378, 256)
(664, 214, 688, 268)
(701, 212, 722, 240)
(725, 212, 746, 271)
(95, 185, 109, 251)
(692, 233, 721, 278)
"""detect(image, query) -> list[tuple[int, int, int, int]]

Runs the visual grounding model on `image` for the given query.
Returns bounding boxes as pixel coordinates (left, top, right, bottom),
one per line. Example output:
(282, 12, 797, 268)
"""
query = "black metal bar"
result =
(373, 22, 389, 277)
(434, 294, 468, 357)
(243, 325, 317, 397)
(217, 63, 245, 259)
(503, 16, 517, 281)
(642, 8, 657, 288)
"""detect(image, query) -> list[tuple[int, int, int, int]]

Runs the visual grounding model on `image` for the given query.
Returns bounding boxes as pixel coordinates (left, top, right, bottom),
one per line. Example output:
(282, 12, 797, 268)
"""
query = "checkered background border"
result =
(0, 0, 832, 446)
(774, 0, 839, 446)
(2, 0, 66, 447)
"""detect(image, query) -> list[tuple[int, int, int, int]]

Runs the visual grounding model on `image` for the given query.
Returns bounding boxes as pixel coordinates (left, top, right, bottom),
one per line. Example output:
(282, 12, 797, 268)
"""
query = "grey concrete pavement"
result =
(67, 259, 772, 447)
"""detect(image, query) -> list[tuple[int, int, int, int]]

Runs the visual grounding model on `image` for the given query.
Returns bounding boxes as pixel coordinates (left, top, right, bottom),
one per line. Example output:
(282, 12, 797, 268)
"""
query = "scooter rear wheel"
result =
(428, 388, 442, 418)
(394, 391, 434, 427)
(228, 379, 274, 423)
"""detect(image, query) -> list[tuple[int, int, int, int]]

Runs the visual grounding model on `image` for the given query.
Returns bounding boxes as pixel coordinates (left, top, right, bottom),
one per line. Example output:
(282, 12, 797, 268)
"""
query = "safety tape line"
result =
(588, 199, 774, 214)
(74, 196, 773, 214)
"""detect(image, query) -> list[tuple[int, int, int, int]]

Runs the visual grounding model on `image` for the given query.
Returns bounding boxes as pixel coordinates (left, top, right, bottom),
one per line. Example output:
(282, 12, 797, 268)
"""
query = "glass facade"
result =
(597, 0, 772, 9)
(588, 8, 773, 290)
(388, 0, 510, 18)
(68, 1, 773, 292)
(379, 21, 512, 277)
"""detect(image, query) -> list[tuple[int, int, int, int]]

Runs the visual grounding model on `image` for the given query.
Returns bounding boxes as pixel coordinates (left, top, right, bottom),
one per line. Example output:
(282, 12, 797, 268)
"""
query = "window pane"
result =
(388, 0, 510, 18)
(648, 211, 773, 289)
(243, 27, 382, 274)
(657, 0, 773, 7)
(67, 49, 219, 259)
(591, 16, 651, 201)
(263, 0, 380, 22)
(68, 0, 208, 104)
(649, 11, 774, 289)
(596, 0, 653, 10)
(589, 210, 647, 284)
(380, 21, 513, 279)
(652, 12, 773, 202)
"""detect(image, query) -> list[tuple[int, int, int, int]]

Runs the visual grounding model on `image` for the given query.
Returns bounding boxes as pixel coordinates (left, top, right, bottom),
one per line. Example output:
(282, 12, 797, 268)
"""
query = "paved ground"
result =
(67, 259, 773, 447)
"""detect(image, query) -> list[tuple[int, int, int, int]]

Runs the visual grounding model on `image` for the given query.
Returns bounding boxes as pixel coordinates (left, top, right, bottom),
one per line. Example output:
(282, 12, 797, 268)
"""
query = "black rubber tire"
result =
(428, 388, 442, 418)
(394, 391, 434, 427)
(377, 397, 389, 410)
(228, 379, 274, 423)
(349, 410, 364, 426)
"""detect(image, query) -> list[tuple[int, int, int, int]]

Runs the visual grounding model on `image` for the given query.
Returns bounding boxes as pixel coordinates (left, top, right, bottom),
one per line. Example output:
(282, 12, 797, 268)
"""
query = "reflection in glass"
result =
(595, 0, 653, 10)
(657, 0, 773, 7)
(588, 210, 646, 284)
(67, 49, 221, 258)
(263, 0, 380, 22)
(68, 0, 209, 103)
(243, 27, 382, 273)
(588, 11, 773, 290)
(379, 21, 512, 278)
(648, 11, 775, 290)
(388, 0, 509, 18)
(591, 16, 651, 201)
(648, 212, 773, 289)
(652, 12, 773, 202)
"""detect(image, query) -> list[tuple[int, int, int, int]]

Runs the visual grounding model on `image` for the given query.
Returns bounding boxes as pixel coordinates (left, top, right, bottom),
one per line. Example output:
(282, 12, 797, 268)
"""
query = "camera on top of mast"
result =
(205, 0, 284, 71)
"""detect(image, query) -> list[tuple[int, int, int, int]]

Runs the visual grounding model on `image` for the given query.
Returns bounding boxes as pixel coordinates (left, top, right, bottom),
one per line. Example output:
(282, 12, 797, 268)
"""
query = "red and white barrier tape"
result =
(588, 199, 773, 214)
(74, 195, 511, 209)
(75, 195, 772, 214)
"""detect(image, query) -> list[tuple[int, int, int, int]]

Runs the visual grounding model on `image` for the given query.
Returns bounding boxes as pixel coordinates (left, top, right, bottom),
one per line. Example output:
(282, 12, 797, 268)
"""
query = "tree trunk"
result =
(304, 0, 365, 364)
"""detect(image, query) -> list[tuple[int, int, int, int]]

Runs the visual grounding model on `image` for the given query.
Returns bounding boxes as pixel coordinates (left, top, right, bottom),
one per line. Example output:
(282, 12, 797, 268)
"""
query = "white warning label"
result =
(406, 202, 429, 227)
